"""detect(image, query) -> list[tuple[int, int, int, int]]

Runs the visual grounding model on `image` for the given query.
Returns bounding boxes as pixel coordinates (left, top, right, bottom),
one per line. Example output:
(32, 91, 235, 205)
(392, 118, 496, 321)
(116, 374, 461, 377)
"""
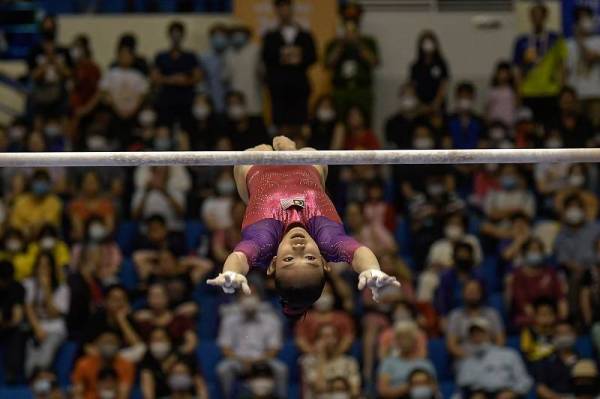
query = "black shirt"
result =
(140, 353, 199, 398)
(532, 352, 578, 394)
(308, 119, 336, 150)
(0, 281, 24, 325)
(154, 49, 200, 106)
(410, 58, 449, 104)
(547, 113, 594, 148)
(581, 266, 600, 322)
(82, 309, 138, 345)
(223, 117, 270, 151)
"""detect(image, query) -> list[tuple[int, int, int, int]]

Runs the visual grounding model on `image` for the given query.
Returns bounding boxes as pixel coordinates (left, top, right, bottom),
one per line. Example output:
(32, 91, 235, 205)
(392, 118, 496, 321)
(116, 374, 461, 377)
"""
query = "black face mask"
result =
(455, 259, 474, 272)
(464, 299, 480, 309)
(42, 29, 56, 42)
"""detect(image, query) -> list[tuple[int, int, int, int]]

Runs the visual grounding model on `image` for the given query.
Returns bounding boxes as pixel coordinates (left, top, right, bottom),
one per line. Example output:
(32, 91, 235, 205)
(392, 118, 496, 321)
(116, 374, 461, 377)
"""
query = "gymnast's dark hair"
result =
(274, 271, 326, 321)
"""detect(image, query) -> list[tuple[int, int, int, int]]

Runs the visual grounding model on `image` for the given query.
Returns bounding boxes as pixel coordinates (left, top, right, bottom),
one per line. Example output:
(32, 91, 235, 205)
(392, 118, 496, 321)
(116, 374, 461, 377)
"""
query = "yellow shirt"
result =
(0, 245, 37, 281)
(10, 193, 63, 236)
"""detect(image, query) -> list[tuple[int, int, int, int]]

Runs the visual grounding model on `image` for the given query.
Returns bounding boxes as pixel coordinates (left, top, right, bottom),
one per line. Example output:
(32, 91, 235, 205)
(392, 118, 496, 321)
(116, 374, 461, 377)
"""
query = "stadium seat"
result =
(197, 295, 221, 340)
(575, 335, 594, 358)
(427, 338, 451, 381)
(118, 257, 138, 292)
(185, 220, 207, 252)
(278, 339, 301, 384)
(98, 0, 125, 13)
(53, 341, 79, 387)
(196, 340, 222, 384)
(395, 218, 413, 257)
(506, 335, 520, 352)
(440, 380, 457, 399)
(481, 256, 500, 293)
(116, 221, 139, 256)
(488, 292, 506, 324)
(0, 387, 32, 399)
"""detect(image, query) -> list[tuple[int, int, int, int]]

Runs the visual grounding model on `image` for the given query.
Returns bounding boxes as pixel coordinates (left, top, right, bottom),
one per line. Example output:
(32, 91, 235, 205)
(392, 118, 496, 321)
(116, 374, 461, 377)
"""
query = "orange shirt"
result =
(72, 355, 135, 399)
(68, 197, 115, 222)
(295, 310, 355, 345)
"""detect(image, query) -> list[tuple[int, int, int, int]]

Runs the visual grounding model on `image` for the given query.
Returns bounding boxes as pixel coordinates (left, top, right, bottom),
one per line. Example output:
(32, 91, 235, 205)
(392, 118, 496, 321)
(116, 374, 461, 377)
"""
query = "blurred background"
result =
(1, 0, 600, 398)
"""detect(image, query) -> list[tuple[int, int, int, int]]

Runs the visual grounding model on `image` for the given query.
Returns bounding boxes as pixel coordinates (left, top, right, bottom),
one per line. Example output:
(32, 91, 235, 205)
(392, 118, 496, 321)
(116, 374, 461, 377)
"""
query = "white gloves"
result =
(357, 269, 401, 302)
(207, 271, 251, 295)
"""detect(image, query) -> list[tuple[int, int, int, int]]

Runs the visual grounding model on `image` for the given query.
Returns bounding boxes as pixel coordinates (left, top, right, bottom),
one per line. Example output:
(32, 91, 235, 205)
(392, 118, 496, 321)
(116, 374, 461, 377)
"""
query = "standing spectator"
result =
(486, 61, 518, 127)
(567, 5, 600, 128)
(69, 35, 101, 118)
(325, 1, 380, 117)
(189, 93, 221, 150)
(547, 86, 594, 148)
(0, 261, 26, 384)
(448, 81, 486, 149)
(300, 323, 361, 399)
(342, 105, 380, 150)
(110, 33, 149, 75)
(307, 95, 343, 150)
(224, 25, 262, 116)
(580, 237, 600, 352)
(409, 30, 450, 114)
(262, 0, 317, 128)
(23, 252, 69, 377)
(457, 318, 533, 397)
(200, 23, 230, 113)
(217, 290, 287, 399)
(512, 2, 566, 121)
(151, 21, 202, 131)
(72, 331, 136, 399)
(446, 279, 505, 359)
(385, 82, 423, 150)
(30, 369, 64, 399)
(221, 91, 270, 150)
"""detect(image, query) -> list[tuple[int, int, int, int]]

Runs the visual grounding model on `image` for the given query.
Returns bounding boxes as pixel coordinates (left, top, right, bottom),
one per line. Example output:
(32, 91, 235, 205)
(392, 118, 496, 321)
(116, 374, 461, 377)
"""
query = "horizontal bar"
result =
(0, 148, 599, 167)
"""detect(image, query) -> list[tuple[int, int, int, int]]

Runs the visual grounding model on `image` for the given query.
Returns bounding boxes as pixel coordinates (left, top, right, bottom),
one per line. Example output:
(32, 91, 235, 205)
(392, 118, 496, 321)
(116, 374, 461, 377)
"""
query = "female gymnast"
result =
(208, 136, 399, 317)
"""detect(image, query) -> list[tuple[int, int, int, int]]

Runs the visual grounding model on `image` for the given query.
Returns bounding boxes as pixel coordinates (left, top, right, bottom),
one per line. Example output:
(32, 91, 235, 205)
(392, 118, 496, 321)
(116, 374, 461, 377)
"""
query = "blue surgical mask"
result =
(500, 175, 517, 190)
(410, 386, 433, 399)
(211, 33, 229, 51)
(32, 180, 50, 196)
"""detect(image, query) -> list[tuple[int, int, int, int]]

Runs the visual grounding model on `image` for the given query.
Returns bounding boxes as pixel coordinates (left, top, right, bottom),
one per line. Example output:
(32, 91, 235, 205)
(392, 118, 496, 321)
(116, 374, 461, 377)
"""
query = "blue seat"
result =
(98, 0, 125, 13)
(349, 339, 362, 364)
(395, 218, 412, 257)
(278, 339, 300, 383)
(506, 335, 520, 352)
(185, 221, 207, 252)
(288, 383, 301, 399)
(488, 292, 506, 324)
(118, 257, 138, 292)
(576, 335, 594, 358)
(440, 381, 456, 399)
(116, 221, 138, 256)
(197, 341, 222, 384)
(481, 256, 500, 293)
(53, 341, 79, 387)
(196, 295, 221, 340)
(427, 338, 451, 381)
(0, 388, 32, 399)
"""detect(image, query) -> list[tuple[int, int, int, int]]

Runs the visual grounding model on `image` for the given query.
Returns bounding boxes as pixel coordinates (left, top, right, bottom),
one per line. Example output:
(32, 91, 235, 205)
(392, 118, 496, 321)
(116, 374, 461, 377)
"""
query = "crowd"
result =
(1, 0, 600, 398)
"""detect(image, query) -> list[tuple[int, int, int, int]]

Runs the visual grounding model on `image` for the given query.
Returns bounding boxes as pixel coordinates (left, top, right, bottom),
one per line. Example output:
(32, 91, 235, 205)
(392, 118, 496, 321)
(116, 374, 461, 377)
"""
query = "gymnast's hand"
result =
(207, 271, 251, 295)
(273, 135, 297, 151)
(357, 269, 401, 303)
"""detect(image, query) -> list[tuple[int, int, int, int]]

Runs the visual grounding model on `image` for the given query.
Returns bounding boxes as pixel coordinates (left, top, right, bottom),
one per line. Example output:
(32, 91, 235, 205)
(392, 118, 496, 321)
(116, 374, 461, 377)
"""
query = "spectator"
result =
(151, 21, 202, 131)
(446, 279, 505, 359)
(189, 93, 221, 150)
(385, 83, 424, 150)
(486, 60, 518, 127)
(409, 30, 449, 114)
(580, 237, 600, 351)
(307, 95, 343, 150)
(325, 1, 380, 117)
(261, 0, 317, 128)
(571, 359, 600, 399)
(217, 289, 287, 399)
(224, 25, 262, 116)
(500, 212, 534, 266)
(508, 237, 568, 327)
(242, 362, 278, 399)
(166, 359, 208, 399)
(427, 212, 483, 269)
(300, 323, 361, 399)
(554, 164, 598, 221)
(30, 369, 63, 399)
(567, 5, 600, 128)
(0, 261, 26, 384)
(72, 331, 135, 399)
(448, 81, 486, 149)
(547, 86, 594, 148)
(406, 369, 439, 399)
(342, 105, 380, 150)
(10, 169, 63, 238)
(211, 199, 244, 264)
(201, 169, 237, 231)
(200, 23, 230, 113)
(520, 298, 558, 362)
(32, 223, 69, 273)
(94, 368, 119, 399)
(68, 171, 116, 241)
(221, 91, 270, 151)
(377, 320, 436, 398)
(133, 214, 186, 257)
(110, 33, 149, 75)
(457, 318, 533, 397)
(376, 302, 428, 362)
(69, 35, 101, 118)
(361, 180, 397, 257)
(512, 2, 566, 121)
(532, 320, 580, 399)
(23, 252, 69, 376)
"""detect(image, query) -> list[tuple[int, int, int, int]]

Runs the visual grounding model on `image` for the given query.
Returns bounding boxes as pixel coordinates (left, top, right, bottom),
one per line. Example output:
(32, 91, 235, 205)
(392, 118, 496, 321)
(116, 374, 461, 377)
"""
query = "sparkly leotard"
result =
(234, 165, 362, 270)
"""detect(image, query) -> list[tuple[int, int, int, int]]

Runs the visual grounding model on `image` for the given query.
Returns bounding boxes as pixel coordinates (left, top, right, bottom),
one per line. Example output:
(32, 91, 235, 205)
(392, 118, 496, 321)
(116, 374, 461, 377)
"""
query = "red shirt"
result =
(344, 129, 381, 150)
(295, 310, 355, 345)
(511, 267, 565, 327)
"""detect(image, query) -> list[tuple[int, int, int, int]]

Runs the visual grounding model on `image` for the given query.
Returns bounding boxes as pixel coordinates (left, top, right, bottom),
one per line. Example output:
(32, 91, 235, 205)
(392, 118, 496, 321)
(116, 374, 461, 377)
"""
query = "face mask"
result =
(457, 98, 474, 113)
(498, 140, 514, 149)
(426, 182, 444, 197)
(471, 342, 491, 357)
(455, 258, 473, 272)
(553, 334, 576, 350)
(216, 179, 236, 196)
(317, 107, 336, 123)
(139, 109, 156, 127)
(9, 126, 26, 141)
(231, 32, 249, 49)
(44, 125, 61, 138)
(565, 207, 585, 225)
(325, 393, 351, 399)
(99, 343, 119, 359)
(99, 389, 116, 399)
(70, 46, 83, 61)
(569, 174, 585, 188)
(168, 374, 192, 392)
(500, 175, 517, 190)
(150, 342, 171, 359)
(545, 138, 563, 148)
(87, 135, 108, 151)
(400, 96, 418, 111)
(393, 309, 412, 323)
(40, 236, 56, 250)
(313, 293, 334, 312)
(240, 295, 260, 313)
(32, 180, 50, 196)
(281, 25, 299, 44)
(228, 104, 247, 121)
(154, 137, 171, 151)
(211, 33, 229, 51)
(410, 386, 433, 399)
(421, 39, 436, 53)
(249, 378, 275, 396)
(580, 17, 596, 33)
(6, 239, 22, 252)
(193, 104, 211, 120)
(489, 127, 505, 141)
(32, 379, 52, 395)
(524, 251, 544, 267)
(485, 163, 499, 172)
(414, 137, 434, 150)
(89, 223, 107, 241)
(444, 225, 463, 241)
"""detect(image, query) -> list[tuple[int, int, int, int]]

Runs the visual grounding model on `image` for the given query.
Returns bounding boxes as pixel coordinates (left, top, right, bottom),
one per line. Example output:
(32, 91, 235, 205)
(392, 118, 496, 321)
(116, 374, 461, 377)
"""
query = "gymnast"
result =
(207, 136, 400, 317)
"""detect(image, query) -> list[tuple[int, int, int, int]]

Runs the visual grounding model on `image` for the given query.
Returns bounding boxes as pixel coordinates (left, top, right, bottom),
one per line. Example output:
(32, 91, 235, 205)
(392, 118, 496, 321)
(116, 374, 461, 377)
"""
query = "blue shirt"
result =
(200, 49, 229, 113)
(448, 115, 485, 149)
(378, 356, 436, 388)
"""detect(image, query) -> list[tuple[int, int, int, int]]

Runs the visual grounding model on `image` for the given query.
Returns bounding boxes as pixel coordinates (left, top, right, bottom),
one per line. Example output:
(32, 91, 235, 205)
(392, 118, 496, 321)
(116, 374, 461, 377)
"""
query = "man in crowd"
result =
(200, 23, 230, 113)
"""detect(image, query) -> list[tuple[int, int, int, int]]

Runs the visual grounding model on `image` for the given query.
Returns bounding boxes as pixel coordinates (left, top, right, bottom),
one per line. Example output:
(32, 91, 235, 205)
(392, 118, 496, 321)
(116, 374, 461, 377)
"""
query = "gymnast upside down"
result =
(207, 136, 400, 317)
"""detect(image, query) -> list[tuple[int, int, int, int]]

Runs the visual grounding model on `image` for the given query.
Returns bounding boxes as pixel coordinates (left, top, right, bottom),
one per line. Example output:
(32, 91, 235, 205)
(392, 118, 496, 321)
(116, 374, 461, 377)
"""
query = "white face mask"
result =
(421, 39, 436, 53)
(545, 138, 563, 148)
(444, 225, 464, 241)
(40, 236, 57, 250)
(569, 174, 585, 188)
(565, 206, 585, 225)
(313, 293, 334, 312)
(489, 127, 505, 141)
(87, 135, 109, 151)
(580, 17, 596, 33)
(139, 109, 156, 127)
(99, 389, 116, 399)
(457, 98, 474, 113)
(216, 179, 236, 196)
(9, 126, 26, 141)
(6, 238, 22, 252)
(413, 137, 434, 150)
(317, 107, 336, 122)
(228, 104, 247, 121)
(89, 223, 107, 241)
(193, 104, 211, 120)
(281, 25, 299, 44)
(150, 341, 171, 359)
(400, 96, 418, 111)
(249, 378, 275, 396)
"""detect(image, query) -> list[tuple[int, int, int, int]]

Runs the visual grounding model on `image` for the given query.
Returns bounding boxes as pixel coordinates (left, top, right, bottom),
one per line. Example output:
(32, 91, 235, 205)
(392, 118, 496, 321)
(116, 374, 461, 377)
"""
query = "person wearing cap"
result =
(261, 0, 317, 128)
(324, 0, 380, 118)
(571, 359, 600, 399)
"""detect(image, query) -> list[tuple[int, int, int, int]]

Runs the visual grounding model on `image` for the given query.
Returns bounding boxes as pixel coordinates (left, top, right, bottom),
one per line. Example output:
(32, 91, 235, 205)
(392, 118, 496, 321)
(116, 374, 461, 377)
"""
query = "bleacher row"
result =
(36, 0, 233, 14)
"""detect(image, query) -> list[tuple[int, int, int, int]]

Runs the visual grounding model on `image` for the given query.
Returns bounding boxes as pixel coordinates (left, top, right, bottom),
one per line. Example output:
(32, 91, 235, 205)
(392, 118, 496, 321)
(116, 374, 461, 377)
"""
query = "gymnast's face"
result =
(267, 227, 329, 279)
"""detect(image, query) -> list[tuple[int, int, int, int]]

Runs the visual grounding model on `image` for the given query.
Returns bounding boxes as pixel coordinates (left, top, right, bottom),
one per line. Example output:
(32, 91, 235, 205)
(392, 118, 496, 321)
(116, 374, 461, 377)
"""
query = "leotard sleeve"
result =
(307, 216, 363, 264)
(233, 219, 284, 269)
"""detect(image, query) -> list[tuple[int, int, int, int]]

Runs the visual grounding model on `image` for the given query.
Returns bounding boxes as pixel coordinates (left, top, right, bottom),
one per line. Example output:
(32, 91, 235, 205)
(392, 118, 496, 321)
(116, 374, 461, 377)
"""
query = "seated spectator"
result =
(94, 368, 120, 399)
(0, 261, 26, 383)
(471, 163, 500, 210)
(580, 237, 600, 352)
(500, 212, 534, 267)
(457, 318, 533, 398)
(10, 169, 62, 238)
(406, 369, 439, 399)
(534, 158, 571, 200)
(308, 95, 343, 150)
(377, 302, 428, 362)
(0, 228, 37, 281)
(72, 331, 135, 399)
(300, 323, 361, 399)
(134, 214, 186, 257)
(69, 34, 101, 118)
(508, 238, 568, 327)
(377, 319, 436, 398)
(571, 359, 600, 399)
(132, 165, 191, 232)
(30, 369, 63, 399)
(217, 289, 287, 399)
(345, 201, 397, 257)
(295, 283, 355, 355)
(23, 252, 69, 377)
(446, 279, 505, 359)
(189, 93, 221, 150)
(31, 223, 70, 276)
(547, 86, 594, 148)
(427, 211, 482, 269)
(201, 169, 237, 232)
(385, 82, 424, 149)
(483, 121, 514, 149)
(448, 81, 485, 149)
(211, 199, 245, 264)
(554, 164, 598, 221)
(140, 328, 208, 399)
(220, 91, 269, 151)
(485, 61, 517, 127)
(520, 298, 558, 362)
(134, 283, 197, 354)
(242, 362, 279, 399)
(70, 216, 122, 285)
(69, 170, 116, 241)
(342, 105, 380, 150)
(165, 359, 208, 399)
(532, 320, 580, 399)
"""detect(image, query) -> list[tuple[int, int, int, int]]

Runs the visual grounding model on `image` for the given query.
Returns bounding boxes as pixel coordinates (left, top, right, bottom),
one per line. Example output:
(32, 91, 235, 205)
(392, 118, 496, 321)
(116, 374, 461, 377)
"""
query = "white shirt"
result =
(225, 44, 262, 115)
(484, 189, 536, 219)
(426, 234, 483, 268)
(567, 36, 600, 99)
(23, 278, 69, 334)
(100, 67, 149, 114)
